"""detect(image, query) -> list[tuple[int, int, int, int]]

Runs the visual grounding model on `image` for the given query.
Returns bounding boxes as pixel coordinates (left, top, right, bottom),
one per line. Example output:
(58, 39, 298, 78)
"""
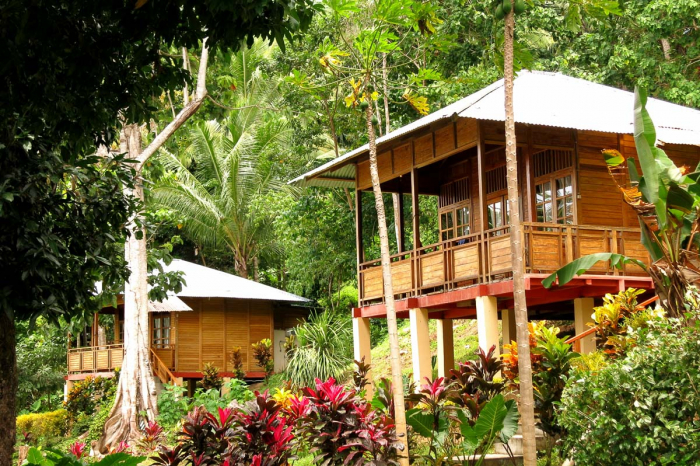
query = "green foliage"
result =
(156, 384, 189, 429)
(559, 315, 700, 465)
(86, 402, 112, 444)
(151, 41, 291, 280)
(285, 311, 352, 387)
(63, 375, 117, 429)
(24, 447, 144, 466)
(16, 410, 67, 444)
(531, 326, 578, 436)
(16, 319, 67, 414)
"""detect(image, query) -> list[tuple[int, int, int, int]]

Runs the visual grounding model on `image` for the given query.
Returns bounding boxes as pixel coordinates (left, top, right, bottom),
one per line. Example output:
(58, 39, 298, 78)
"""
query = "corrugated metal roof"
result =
(161, 259, 309, 303)
(290, 71, 700, 188)
(148, 295, 192, 313)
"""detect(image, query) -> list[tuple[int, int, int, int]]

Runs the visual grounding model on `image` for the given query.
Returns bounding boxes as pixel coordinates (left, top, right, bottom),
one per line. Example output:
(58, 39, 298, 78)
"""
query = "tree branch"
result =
(138, 39, 209, 168)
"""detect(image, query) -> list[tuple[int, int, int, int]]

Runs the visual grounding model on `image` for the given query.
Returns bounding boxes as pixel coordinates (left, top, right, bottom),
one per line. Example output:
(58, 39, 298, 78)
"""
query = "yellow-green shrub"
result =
(16, 409, 67, 440)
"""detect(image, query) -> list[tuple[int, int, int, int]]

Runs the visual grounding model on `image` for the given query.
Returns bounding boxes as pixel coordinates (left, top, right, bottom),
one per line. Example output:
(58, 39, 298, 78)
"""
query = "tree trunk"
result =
(0, 311, 17, 465)
(98, 125, 159, 451)
(504, 11, 537, 466)
(364, 96, 409, 466)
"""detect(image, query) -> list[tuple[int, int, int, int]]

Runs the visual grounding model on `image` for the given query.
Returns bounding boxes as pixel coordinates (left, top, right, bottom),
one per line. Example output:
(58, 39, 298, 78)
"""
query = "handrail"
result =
(68, 343, 124, 353)
(150, 348, 177, 386)
(565, 295, 659, 346)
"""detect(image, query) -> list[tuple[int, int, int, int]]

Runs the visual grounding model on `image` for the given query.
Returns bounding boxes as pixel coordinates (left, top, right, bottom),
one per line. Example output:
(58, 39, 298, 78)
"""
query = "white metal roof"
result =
(148, 295, 192, 313)
(160, 259, 309, 303)
(290, 71, 700, 188)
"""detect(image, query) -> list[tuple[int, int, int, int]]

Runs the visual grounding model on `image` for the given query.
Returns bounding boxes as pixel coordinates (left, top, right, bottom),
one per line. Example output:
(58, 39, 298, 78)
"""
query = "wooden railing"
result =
(150, 348, 178, 386)
(67, 344, 124, 373)
(359, 222, 648, 304)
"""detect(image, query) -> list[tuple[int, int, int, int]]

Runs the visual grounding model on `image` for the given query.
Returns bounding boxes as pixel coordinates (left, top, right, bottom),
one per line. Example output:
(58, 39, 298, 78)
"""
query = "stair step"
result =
(494, 434, 549, 456)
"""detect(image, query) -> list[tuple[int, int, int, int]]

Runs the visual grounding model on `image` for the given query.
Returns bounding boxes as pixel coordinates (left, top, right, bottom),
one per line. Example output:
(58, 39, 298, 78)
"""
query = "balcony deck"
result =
(358, 222, 650, 308)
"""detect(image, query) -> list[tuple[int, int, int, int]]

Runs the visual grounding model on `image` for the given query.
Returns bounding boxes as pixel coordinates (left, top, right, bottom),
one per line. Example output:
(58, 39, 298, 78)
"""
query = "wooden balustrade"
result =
(150, 348, 178, 386)
(67, 344, 124, 373)
(358, 222, 648, 304)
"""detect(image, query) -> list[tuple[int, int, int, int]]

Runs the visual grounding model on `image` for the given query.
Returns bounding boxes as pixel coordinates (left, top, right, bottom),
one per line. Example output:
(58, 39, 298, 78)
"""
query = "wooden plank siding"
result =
(172, 298, 276, 374)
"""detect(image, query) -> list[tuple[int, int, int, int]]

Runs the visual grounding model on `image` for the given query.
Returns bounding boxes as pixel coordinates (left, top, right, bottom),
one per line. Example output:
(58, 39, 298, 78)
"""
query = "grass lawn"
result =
(369, 318, 484, 382)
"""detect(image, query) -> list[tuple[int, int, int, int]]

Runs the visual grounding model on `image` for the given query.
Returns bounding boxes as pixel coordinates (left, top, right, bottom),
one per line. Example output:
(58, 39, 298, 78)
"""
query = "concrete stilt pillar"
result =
(501, 308, 517, 352)
(476, 296, 500, 357)
(436, 319, 455, 378)
(64, 380, 74, 402)
(410, 308, 432, 388)
(352, 316, 373, 398)
(574, 298, 596, 354)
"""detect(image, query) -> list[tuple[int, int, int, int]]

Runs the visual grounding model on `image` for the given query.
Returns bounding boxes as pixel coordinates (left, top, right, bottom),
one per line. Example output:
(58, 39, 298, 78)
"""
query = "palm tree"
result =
(153, 44, 289, 279)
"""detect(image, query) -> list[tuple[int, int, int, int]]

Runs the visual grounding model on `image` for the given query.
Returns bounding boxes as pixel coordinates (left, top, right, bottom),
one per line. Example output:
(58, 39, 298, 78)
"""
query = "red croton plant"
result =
(150, 377, 403, 466)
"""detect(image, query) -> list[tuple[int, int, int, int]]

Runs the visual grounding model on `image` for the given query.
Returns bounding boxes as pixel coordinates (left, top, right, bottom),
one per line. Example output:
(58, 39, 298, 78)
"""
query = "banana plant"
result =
(543, 87, 700, 318)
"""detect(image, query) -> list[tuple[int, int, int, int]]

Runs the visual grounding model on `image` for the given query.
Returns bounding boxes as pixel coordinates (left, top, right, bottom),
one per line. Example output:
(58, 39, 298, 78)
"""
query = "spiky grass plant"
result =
(285, 311, 352, 388)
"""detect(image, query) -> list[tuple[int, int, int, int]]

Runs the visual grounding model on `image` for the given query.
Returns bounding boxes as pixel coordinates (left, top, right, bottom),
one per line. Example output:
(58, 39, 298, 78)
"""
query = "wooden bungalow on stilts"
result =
(291, 71, 700, 387)
(65, 259, 310, 395)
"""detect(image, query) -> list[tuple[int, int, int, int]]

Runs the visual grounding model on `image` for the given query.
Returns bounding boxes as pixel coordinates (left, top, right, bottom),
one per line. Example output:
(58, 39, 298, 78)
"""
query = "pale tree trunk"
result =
(364, 91, 409, 466)
(99, 40, 209, 451)
(661, 38, 671, 61)
(504, 11, 537, 466)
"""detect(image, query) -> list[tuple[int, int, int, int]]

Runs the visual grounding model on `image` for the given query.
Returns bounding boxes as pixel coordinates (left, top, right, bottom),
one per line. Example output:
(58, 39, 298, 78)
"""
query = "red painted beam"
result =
(172, 371, 266, 379)
(65, 372, 116, 381)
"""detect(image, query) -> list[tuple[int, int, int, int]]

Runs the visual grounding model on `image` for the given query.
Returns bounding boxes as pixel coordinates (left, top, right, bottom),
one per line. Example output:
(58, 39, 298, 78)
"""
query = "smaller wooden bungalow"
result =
(66, 260, 309, 390)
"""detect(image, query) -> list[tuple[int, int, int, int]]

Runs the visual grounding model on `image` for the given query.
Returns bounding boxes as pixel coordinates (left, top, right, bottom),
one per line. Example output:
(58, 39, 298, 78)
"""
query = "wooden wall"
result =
(175, 297, 275, 374)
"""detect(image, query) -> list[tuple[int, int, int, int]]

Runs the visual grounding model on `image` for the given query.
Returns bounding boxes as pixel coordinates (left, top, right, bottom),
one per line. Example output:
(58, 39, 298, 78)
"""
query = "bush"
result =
(16, 409, 67, 443)
(229, 346, 246, 380)
(64, 375, 117, 427)
(559, 317, 700, 465)
(251, 338, 274, 378)
(199, 362, 223, 391)
(285, 311, 352, 388)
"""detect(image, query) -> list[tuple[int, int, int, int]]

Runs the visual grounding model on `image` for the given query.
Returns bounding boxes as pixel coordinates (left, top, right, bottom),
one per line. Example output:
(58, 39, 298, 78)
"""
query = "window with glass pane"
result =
(152, 315, 170, 348)
(536, 181, 553, 223)
(440, 211, 454, 240)
(456, 206, 470, 237)
(555, 175, 573, 224)
(487, 200, 503, 229)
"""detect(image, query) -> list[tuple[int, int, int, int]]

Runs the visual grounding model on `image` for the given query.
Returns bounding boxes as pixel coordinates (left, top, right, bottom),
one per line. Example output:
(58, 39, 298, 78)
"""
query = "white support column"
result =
(436, 319, 455, 378)
(574, 298, 596, 354)
(410, 308, 432, 388)
(501, 308, 517, 352)
(353, 316, 373, 398)
(476, 296, 500, 357)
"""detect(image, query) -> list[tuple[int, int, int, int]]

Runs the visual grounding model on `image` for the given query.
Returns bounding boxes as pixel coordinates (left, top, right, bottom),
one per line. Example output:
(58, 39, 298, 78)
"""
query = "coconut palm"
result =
(153, 44, 290, 279)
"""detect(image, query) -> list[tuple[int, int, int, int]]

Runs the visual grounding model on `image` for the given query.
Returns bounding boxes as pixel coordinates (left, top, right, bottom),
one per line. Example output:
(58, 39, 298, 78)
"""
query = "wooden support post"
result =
(353, 317, 373, 399)
(574, 298, 596, 354)
(476, 296, 500, 356)
(501, 308, 517, 352)
(436, 319, 454, 378)
(411, 168, 420, 250)
(409, 308, 431, 388)
(476, 122, 487, 282)
(411, 168, 421, 293)
(356, 189, 364, 303)
(398, 181, 405, 253)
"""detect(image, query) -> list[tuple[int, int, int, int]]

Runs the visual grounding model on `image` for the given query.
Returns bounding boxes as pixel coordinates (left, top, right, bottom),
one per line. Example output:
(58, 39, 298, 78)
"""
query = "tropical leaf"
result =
(543, 253, 647, 288)
(498, 399, 520, 444)
(95, 454, 147, 466)
(323, 0, 360, 17)
(403, 92, 430, 115)
(406, 408, 436, 438)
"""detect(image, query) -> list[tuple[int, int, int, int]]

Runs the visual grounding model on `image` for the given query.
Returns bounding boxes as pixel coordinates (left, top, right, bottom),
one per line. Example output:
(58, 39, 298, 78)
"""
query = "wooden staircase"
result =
(150, 348, 178, 386)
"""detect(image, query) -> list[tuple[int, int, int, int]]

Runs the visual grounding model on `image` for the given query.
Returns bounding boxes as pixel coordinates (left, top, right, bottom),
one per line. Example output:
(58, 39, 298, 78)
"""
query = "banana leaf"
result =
(542, 253, 647, 288)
